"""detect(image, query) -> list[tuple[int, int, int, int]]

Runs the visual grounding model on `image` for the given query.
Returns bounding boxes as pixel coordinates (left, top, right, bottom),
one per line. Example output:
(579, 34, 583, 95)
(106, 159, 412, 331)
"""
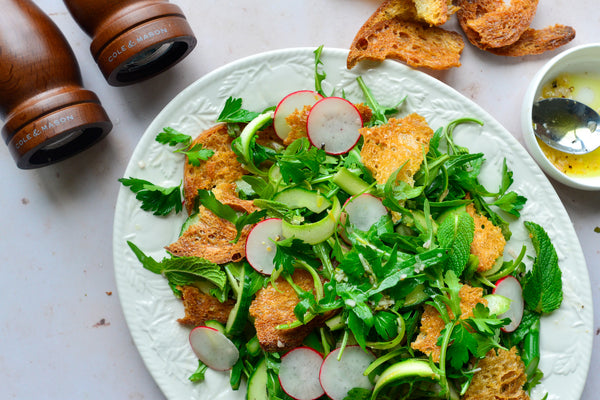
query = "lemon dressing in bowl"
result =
(537, 72, 600, 178)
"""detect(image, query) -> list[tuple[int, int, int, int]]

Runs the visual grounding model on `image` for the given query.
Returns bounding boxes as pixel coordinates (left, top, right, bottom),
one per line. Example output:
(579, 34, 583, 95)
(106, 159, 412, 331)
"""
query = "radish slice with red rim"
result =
(273, 90, 323, 140)
(493, 275, 524, 332)
(343, 194, 388, 232)
(189, 326, 239, 371)
(245, 218, 283, 275)
(319, 345, 375, 400)
(306, 97, 362, 155)
(278, 347, 324, 400)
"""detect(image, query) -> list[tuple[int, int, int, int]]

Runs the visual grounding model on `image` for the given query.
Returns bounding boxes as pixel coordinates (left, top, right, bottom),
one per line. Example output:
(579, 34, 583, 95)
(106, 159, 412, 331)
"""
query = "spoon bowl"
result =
(532, 98, 600, 154)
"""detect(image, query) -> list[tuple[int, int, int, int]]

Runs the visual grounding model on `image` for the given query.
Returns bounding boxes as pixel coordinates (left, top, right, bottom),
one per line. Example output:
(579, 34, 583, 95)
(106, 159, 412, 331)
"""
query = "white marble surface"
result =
(0, 1, 597, 399)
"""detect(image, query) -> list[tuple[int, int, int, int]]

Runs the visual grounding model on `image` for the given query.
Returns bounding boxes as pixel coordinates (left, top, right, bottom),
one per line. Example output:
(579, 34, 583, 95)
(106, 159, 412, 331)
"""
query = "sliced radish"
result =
(274, 90, 323, 140)
(245, 218, 283, 275)
(189, 326, 239, 371)
(492, 275, 524, 332)
(306, 97, 362, 155)
(319, 345, 375, 400)
(343, 194, 388, 232)
(278, 347, 325, 400)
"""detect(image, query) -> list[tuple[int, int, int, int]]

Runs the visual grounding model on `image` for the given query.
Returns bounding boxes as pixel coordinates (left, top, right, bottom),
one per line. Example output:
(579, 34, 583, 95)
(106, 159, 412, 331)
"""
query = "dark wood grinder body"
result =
(63, 0, 197, 86)
(0, 0, 112, 169)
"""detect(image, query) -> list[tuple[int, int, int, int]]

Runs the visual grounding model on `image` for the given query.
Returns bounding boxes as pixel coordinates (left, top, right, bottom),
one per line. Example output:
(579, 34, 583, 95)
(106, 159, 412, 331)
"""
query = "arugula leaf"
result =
(522, 221, 563, 314)
(277, 138, 325, 184)
(127, 241, 227, 290)
(155, 127, 192, 146)
(313, 45, 328, 97)
(273, 238, 318, 275)
(196, 189, 267, 242)
(175, 143, 214, 166)
(356, 75, 405, 126)
(437, 212, 475, 277)
(216, 97, 261, 123)
(119, 177, 182, 216)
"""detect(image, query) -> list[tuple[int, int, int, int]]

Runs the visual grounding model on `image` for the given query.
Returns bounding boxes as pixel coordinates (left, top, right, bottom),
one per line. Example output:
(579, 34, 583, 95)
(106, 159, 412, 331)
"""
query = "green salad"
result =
(121, 47, 562, 400)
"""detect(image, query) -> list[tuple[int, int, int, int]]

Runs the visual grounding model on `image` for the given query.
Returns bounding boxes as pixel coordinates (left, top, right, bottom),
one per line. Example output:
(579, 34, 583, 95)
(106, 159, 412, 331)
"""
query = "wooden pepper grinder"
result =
(63, 0, 197, 86)
(0, 0, 112, 169)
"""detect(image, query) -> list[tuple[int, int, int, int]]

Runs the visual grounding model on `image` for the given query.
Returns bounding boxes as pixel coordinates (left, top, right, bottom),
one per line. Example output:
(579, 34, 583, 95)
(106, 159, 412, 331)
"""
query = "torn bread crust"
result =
(413, 0, 457, 26)
(347, 0, 464, 70)
(166, 183, 258, 264)
(456, 0, 575, 56)
(249, 269, 331, 353)
(360, 113, 435, 186)
(466, 203, 506, 273)
(177, 285, 235, 326)
(466, 0, 540, 48)
(411, 285, 487, 362)
(183, 123, 246, 214)
(462, 347, 530, 400)
(485, 25, 576, 57)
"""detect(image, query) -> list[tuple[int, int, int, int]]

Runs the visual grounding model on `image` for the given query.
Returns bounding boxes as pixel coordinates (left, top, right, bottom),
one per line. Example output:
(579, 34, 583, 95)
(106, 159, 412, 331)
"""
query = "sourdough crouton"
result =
(411, 285, 487, 362)
(183, 124, 246, 214)
(466, 203, 506, 273)
(360, 113, 434, 186)
(347, 0, 464, 70)
(284, 103, 373, 146)
(177, 285, 235, 326)
(249, 269, 326, 353)
(465, 0, 540, 48)
(166, 183, 258, 264)
(455, 0, 574, 56)
(463, 347, 530, 400)
(413, 0, 456, 26)
(486, 25, 576, 57)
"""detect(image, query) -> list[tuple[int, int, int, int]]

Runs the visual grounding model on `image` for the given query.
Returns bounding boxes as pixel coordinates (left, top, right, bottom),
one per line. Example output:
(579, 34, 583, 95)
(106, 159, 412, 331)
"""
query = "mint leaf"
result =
(155, 127, 192, 147)
(437, 212, 474, 277)
(119, 177, 182, 216)
(216, 97, 260, 123)
(127, 241, 227, 290)
(522, 222, 563, 313)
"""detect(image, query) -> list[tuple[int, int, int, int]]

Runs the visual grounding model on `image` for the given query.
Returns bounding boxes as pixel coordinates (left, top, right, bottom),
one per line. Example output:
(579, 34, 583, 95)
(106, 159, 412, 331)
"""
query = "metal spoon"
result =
(532, 98, 600, 154)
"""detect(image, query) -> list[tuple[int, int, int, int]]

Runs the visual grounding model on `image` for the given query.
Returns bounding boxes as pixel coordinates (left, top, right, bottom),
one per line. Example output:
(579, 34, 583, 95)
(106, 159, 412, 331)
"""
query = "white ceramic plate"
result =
(113, 48, 593, 400)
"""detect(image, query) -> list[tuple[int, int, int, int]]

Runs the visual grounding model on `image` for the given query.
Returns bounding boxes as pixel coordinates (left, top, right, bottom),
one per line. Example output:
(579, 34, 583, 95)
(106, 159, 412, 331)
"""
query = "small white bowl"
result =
(521, 43, 600, 191)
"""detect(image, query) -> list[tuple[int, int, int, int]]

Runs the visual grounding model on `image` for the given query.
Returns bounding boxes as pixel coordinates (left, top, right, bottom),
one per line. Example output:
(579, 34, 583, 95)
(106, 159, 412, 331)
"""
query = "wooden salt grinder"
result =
(0, 0, 112, 169)
(63, 0, 197, 86)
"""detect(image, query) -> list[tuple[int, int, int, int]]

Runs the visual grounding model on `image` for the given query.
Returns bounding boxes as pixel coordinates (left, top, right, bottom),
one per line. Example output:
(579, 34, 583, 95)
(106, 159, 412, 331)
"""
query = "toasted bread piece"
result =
(177, 285, 235, 326)
(456, 0, 505, 48)
(466, 0, 540, 48)
(456, 0, 575, 56)
(360, 113, 434, 186)
(183, 124, 246, 214)
(284, 103, 373, 146)
(250, 269, 328, 353)
(486, 25, 576, 56)
(166, 183, 258, 264)
(413, 0, 455, 26)
(411, 284, 487, 362)
(463, 347, 530, 400)
(467, 203, 506, 272)
(347, 0, 464, 70)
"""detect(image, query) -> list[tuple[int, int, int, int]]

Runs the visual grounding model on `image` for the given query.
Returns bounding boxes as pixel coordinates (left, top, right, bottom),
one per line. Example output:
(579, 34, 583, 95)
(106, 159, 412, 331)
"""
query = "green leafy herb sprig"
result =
(155, 127, 215, 166)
